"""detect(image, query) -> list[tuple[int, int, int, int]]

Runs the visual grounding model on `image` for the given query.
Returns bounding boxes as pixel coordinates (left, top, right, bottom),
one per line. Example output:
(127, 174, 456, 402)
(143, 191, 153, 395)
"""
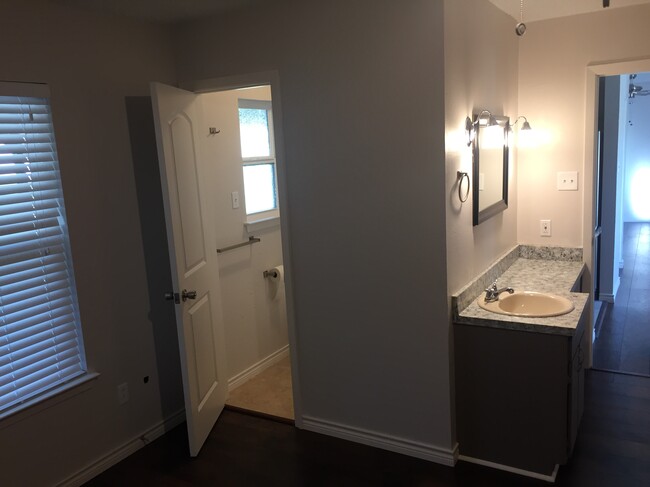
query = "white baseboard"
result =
(458, 454, 558, 483)
(228, 345, 289, 392)
(302, 415, 457, 466)
(599, 293, 615, 303)
(57, 408, 185, 487)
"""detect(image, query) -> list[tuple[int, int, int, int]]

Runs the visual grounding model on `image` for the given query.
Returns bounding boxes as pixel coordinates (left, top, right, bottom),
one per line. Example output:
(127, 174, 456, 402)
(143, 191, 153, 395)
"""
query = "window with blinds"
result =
(0, 82, 86, 416)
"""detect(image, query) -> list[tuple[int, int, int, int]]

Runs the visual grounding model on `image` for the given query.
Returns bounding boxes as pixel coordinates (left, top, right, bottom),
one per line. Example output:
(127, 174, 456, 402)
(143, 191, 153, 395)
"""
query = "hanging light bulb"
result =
(516, 0, 527, 36)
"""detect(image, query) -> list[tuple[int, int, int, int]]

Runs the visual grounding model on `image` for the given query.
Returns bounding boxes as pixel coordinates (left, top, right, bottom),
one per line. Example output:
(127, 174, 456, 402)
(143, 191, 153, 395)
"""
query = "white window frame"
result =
(0, 81, 93, 421)
(238, 99, 280, 226)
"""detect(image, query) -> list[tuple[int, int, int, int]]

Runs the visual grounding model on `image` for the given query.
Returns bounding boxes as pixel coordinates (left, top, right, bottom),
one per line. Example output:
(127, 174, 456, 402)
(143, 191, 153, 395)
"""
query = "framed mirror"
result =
(472, 114, 509, 226)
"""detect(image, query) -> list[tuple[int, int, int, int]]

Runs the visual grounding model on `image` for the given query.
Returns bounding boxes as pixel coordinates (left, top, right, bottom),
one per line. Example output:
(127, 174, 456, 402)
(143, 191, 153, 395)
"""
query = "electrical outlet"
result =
(231, 191, 240, 209)
(540, 219, 552, 237)
(117, 382, 129, 405)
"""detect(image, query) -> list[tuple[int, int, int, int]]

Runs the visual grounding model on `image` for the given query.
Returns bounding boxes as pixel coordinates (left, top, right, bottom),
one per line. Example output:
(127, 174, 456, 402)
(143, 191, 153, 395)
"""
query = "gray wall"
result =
(0, 0, 531, 483)
(174, 0, 454, 452)
(0, 1, 183, 485)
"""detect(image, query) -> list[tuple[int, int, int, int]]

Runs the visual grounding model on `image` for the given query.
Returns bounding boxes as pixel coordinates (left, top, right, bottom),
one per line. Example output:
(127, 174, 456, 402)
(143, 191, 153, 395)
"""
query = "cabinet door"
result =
(568, 334, 586, 454)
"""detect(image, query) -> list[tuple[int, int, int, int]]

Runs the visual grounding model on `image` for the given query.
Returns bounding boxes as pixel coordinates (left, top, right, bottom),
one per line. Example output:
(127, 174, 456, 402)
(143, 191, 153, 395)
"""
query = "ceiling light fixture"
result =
(515, 0, 527, 36)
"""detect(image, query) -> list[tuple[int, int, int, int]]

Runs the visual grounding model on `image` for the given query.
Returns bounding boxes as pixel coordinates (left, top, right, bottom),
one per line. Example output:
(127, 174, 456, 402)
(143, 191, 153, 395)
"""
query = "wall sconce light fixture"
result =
(509, 116, 532, 131)
(465, 110, 498, 146)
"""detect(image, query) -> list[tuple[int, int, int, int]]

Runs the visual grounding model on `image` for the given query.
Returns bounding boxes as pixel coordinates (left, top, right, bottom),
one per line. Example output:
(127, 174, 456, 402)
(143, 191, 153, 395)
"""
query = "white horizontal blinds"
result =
(0, 92, 85, 414)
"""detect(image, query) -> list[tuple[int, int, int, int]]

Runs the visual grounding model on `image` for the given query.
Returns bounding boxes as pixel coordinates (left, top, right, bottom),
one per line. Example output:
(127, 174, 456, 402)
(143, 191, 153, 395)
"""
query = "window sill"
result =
(0, 371, 100, 429)
(244, 215, 280, 233)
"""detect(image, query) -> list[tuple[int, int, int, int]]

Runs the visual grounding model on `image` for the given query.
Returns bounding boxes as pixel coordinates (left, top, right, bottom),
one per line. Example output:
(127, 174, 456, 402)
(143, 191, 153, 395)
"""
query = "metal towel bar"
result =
(217, 236, 260, 254)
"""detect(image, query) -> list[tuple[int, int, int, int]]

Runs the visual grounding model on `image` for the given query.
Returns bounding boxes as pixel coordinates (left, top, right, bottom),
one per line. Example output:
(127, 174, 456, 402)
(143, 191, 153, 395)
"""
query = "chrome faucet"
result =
(484, 280, 514, 303)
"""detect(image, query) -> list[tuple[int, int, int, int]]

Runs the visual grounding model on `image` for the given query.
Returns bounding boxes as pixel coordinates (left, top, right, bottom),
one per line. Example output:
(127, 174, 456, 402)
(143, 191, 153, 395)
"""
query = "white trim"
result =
(0, 80, 49, 97)
(178, 70, 304, 427)
(244, 215, 280, 233)
(228, 345, 289, 392)
(301, 415, 457, 466)
(452, 441, 460, 463)
(599, 293, 615, 303)
(0, 372, 99, 428)
(180, 71, 280, 93)
(458, 455, 559, 483)
(584, 56, 650, 370)
(57, 409, 186, 487)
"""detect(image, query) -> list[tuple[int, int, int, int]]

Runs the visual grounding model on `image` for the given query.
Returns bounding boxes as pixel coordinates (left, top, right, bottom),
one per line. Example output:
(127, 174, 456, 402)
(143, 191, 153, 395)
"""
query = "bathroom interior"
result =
(3, 1, 650, 486)
(187, 85, 294, 421)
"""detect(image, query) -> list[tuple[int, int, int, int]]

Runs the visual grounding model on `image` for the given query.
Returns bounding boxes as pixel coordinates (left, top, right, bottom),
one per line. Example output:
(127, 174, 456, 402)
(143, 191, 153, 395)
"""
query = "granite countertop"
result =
(456, 258, 588, 336)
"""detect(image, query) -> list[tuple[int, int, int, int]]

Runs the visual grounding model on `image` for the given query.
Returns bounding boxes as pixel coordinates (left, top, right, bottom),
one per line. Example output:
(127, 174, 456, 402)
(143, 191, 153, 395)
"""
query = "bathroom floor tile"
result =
(225, 356, 294, 420)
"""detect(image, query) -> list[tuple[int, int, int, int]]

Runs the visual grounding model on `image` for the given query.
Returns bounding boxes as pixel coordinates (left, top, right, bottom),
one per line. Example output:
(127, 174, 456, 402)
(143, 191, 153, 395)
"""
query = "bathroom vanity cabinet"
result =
(454, 307, 587, 477)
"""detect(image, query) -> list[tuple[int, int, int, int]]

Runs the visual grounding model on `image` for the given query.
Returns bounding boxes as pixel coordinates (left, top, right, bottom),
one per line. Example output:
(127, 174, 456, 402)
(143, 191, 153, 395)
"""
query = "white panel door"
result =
(151, 82, 227, 456)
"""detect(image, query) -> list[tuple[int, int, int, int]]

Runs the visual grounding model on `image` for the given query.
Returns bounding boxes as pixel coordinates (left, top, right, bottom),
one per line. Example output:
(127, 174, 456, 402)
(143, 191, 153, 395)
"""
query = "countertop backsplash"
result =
(452, 244, 585, 324)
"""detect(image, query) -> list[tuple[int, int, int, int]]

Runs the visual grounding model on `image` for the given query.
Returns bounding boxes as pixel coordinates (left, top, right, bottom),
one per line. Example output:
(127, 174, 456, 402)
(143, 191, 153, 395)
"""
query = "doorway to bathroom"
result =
(200, 85, 295, 420)
(151, 76, 298, 455)
(592, 72, 650, 378)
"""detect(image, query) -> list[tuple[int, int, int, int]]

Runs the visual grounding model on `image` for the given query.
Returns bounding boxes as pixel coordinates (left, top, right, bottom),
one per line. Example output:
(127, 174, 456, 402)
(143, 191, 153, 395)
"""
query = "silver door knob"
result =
(182, 289, 197, 301)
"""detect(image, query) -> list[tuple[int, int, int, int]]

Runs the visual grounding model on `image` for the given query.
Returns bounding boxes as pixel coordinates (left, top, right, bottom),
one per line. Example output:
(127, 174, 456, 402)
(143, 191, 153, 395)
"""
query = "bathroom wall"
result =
(0, 1, 183, 486)
(517, 4, 650, 254)
(444, 0, 519, 295)
(198, 87, 288, 383)
(174, 0, 454, 459)
(623, 75, 650, 223)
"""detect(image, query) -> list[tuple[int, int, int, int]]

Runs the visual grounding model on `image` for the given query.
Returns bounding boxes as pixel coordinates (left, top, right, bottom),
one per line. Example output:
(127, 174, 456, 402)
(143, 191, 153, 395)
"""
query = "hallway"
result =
(594, 222, 650, 376)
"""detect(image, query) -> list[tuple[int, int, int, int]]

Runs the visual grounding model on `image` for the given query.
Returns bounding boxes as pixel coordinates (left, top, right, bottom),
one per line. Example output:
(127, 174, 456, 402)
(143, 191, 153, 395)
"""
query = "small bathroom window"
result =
(238, 99, 278, 217)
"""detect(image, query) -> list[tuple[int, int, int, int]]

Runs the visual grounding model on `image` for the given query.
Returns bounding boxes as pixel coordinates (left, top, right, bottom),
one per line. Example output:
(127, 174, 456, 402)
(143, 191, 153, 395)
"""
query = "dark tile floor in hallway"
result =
(594, 222, 650, 376)
(85, 370, 649, 486)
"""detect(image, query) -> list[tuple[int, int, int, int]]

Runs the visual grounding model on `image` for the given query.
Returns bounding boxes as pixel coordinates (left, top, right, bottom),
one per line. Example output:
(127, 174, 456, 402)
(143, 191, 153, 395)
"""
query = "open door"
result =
(150, 82, 227, 456)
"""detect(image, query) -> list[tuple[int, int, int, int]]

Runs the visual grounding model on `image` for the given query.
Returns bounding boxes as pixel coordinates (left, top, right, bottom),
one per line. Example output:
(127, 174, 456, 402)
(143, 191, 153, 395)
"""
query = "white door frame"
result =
(180, 72, 302, 426)
(583, 57, 650, 368)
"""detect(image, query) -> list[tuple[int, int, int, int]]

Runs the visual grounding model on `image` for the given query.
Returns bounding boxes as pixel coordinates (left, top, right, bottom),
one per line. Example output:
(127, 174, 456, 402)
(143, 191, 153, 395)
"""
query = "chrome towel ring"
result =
(457, 171, 470, 203)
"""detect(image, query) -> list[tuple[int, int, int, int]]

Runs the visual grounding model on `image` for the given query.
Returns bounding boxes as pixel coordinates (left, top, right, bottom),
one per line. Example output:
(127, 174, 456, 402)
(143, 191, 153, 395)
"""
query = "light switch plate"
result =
(540, 219, 551, 237)
(231, 191, 240, 209)
(557, 171, 578, 191)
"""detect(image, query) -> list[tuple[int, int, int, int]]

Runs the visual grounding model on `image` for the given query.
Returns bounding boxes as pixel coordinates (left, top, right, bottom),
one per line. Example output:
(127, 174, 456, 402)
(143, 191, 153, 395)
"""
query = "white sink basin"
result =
(478, 291, 574, 318)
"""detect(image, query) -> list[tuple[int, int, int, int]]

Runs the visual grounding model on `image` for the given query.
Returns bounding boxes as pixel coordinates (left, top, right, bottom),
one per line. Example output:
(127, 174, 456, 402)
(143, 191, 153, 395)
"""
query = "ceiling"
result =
(54, 0, 650, 24)
(55, 0, 257, 23)
(489, 0, 650, 23)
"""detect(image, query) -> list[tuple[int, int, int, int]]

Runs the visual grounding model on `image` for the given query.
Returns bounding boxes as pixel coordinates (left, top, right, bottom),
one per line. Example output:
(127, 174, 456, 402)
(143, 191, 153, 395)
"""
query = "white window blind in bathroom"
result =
(0, 84, 86, 415)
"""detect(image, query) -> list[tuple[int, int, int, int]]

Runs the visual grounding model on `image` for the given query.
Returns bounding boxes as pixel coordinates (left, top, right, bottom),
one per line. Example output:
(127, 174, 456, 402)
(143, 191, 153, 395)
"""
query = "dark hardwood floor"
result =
(86, 370, 649, 486)
(594, 222, 650, 376)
